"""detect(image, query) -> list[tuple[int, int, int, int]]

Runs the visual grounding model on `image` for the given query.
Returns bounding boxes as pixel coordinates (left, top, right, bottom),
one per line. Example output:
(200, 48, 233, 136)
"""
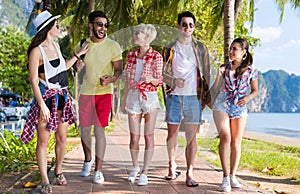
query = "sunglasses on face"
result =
(56, 24, 59, 29)
(181, 22, 194, 28)
(134, 30, 145, 35)
(93, 21, 109, 28)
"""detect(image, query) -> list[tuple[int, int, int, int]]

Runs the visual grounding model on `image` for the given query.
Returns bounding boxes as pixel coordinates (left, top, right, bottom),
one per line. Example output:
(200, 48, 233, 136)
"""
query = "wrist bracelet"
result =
(74, 53, 80, 60)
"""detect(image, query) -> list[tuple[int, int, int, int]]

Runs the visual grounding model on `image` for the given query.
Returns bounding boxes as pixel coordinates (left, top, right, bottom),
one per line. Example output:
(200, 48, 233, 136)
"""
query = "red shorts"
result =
(79, 94, 112, 128)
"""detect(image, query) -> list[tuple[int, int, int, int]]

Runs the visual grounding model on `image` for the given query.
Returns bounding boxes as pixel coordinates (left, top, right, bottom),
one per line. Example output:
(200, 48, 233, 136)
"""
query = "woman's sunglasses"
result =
(93, 22, 110, 28)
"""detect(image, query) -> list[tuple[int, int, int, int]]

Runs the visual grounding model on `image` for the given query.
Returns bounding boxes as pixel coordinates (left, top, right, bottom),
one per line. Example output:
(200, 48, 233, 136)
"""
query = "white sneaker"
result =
(93, 171, 105, 184)
(128, 167, 140, 183)
(80, 158, 94, 177)
(230, 175, 241, 188)
(221, 176, 231, 192)
(137, 173, 148, 186)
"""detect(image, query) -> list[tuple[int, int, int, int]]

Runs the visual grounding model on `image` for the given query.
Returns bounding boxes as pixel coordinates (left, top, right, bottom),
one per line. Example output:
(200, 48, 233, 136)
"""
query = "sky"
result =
(251, 0, 300, 75)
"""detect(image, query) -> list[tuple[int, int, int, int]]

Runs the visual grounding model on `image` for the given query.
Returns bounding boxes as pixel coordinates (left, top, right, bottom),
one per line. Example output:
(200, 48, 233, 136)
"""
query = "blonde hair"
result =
(137, 23, 157, 43)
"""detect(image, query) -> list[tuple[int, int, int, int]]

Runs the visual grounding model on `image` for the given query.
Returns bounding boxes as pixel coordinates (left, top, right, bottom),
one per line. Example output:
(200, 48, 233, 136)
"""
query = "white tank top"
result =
(39, 43, 68, 89)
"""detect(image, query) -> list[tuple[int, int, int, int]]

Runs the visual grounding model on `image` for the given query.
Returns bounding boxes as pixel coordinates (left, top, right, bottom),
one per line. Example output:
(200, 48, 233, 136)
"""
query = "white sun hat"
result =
(33, 10, 61, 33)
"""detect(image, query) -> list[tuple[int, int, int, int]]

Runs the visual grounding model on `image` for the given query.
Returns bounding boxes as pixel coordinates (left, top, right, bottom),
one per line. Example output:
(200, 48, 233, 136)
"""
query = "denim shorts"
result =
(165, 94, 202, 125)
(213, 93, 248, 119)
(126, 90, 160, 114)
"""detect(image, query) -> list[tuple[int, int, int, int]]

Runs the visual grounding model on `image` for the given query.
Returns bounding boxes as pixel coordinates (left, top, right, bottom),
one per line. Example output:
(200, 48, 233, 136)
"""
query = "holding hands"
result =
(175, 78, 185, 88)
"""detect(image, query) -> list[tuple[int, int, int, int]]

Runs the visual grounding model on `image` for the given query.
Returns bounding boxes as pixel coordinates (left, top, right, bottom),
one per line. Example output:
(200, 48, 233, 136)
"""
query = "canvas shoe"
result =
(80, 158, 94, 177)
(128, 166, 140, 183)
(137, 173, 148, 186)
(221, 176, 231, 192)
(93, 171, 105, 184)
(230, 175, 241, 188)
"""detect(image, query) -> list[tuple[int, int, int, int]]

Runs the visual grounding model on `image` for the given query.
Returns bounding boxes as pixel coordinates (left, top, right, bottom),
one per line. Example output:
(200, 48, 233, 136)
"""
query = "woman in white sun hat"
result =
(21, 10, 88, 194)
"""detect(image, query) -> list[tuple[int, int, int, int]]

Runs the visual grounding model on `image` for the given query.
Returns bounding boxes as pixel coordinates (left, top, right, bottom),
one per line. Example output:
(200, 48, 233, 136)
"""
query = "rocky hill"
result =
(249, 70, 300, 112)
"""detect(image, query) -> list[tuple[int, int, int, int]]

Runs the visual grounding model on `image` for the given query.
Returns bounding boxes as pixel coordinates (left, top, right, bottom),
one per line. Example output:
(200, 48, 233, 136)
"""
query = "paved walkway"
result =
(34, 114, 269, 194)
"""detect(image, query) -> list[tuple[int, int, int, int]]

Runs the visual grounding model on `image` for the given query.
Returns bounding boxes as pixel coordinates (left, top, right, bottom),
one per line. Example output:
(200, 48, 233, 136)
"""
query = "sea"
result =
(202, 112, 300, 140)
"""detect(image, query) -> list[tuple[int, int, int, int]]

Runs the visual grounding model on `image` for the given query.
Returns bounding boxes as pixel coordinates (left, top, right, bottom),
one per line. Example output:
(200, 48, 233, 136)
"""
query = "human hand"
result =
(75, 60, 85, 72)
(100, 75, 113, 86)
(237, 96, 249, 106)
(39, 103, 50, 122)
(120, 102, 127, 113)
(141, 76, 158, 86)
(175, 78, 185, 88)
(77, 42, 89, 56)
(218, 66, 225, 76)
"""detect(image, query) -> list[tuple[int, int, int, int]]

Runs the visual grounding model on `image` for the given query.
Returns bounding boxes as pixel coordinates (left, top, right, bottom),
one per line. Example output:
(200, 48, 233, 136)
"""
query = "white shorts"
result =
(126, 90, 160, 114)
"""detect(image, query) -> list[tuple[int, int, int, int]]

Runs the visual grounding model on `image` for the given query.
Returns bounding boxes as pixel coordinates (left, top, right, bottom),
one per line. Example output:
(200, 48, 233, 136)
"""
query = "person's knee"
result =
(130, 136, 140, 148)
(37, 139, 49, 149)
(56, 135, 67, 145)
(230, 140, 241, 151)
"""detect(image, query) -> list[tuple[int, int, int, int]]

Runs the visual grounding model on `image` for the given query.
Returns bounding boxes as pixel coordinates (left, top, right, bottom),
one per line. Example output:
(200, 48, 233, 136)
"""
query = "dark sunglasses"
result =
(181, 22, 194, 28)
(93, 21, 109, 28)
(134, 30, 144, 35)
(56, 24, 59, 29)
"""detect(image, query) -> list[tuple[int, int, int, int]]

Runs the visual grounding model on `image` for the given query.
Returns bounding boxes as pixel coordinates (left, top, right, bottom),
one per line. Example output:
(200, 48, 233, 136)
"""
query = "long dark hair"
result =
(232, 38, 253, 77)
(27, 20, 56, 58)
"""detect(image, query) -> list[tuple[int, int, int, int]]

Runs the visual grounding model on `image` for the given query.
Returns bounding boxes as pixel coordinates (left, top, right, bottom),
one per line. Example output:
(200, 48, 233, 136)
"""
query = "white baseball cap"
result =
(33, 10, 61, 32)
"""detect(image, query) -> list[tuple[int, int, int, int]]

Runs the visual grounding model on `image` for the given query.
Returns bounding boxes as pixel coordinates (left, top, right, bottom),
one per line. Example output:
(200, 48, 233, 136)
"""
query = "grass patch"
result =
(193, 137, 300, 183)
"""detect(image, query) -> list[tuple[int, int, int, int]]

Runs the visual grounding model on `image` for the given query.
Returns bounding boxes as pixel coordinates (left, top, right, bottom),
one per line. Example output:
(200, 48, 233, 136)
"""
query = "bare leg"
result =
(184, 124, 198, 181)
(94, 126, 106, 171)
(229, 115, 247, 176)
(166, 123, 179, 175)
(80, 126, 92, 162)
(142, 109, 158, 175)
(213, 110, 231, 177)
(36, 121, 51, 185)
(128, 113, 142, 168)
(54, 111, 69, 175)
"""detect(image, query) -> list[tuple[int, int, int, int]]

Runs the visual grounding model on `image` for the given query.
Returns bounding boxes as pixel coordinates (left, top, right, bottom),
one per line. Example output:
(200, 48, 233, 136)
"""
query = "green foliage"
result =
(0, 27, 32, 98)
(0, 130, 55, 174)
(67, 124, 80, 137)
(196, 137, 300, 182)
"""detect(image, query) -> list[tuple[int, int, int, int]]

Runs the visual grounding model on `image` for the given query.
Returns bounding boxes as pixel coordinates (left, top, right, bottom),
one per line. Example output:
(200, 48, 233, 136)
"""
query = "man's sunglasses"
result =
(181, 22, 194, 28)
(93, 22, 109, 28)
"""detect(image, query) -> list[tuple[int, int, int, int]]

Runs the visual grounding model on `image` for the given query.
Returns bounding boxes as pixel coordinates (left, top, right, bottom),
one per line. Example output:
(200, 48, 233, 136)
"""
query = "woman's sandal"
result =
(41, 183, 52, 194)
(55, 173, 67, 185)
(186, 179, 199, 187)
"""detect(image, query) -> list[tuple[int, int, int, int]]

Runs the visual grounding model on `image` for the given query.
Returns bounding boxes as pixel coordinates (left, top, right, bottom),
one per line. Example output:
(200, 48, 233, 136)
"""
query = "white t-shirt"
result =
(172, 41, 197, 95)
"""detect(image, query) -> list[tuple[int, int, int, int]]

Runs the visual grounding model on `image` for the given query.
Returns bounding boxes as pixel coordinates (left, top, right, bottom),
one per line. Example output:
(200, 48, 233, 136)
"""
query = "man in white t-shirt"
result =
(162, 11, 211, 187)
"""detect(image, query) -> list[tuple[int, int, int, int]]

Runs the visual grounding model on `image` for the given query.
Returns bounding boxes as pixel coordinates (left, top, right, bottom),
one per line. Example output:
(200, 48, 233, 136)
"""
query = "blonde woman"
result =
(121, 24, 163, 186)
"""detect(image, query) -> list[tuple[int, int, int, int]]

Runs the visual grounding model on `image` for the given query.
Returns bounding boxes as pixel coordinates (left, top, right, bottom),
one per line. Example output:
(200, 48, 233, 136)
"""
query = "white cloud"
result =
(252, 26, 283, 43)
(279, 39, 300, 49)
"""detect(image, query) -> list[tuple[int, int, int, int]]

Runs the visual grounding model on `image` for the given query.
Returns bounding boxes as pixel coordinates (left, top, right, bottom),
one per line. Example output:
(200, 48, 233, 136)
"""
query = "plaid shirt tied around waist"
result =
(21, 84, 76, 144)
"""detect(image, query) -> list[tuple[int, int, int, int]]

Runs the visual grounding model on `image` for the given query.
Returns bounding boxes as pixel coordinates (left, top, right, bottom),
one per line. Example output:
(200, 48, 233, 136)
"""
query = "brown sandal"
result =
(41, 183, 52, 194)
(56, 173, 67, 185)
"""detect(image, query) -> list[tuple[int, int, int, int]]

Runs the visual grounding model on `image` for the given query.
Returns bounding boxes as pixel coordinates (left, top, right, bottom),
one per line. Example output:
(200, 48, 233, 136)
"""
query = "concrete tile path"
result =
(34, 113, 269, 194)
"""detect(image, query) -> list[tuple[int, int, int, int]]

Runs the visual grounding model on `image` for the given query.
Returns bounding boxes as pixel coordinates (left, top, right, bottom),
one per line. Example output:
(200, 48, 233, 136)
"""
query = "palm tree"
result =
(275, 0, 300, 22)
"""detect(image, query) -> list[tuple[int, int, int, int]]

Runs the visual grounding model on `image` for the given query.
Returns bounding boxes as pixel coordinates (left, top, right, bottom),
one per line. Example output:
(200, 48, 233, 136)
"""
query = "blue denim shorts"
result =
(165, 94, 202, 125)
(126, 90, 160, 114)
(213, 93, 248, 119)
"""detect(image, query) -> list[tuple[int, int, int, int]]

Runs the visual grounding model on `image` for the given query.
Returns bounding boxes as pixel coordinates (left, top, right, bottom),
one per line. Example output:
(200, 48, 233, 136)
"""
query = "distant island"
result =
(248, 70, 300, 113)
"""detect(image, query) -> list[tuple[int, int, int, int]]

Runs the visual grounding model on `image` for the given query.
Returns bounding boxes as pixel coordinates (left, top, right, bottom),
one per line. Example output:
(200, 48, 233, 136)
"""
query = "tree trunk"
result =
(223, 0, 235, 64)
(234, 0, 243, 21)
